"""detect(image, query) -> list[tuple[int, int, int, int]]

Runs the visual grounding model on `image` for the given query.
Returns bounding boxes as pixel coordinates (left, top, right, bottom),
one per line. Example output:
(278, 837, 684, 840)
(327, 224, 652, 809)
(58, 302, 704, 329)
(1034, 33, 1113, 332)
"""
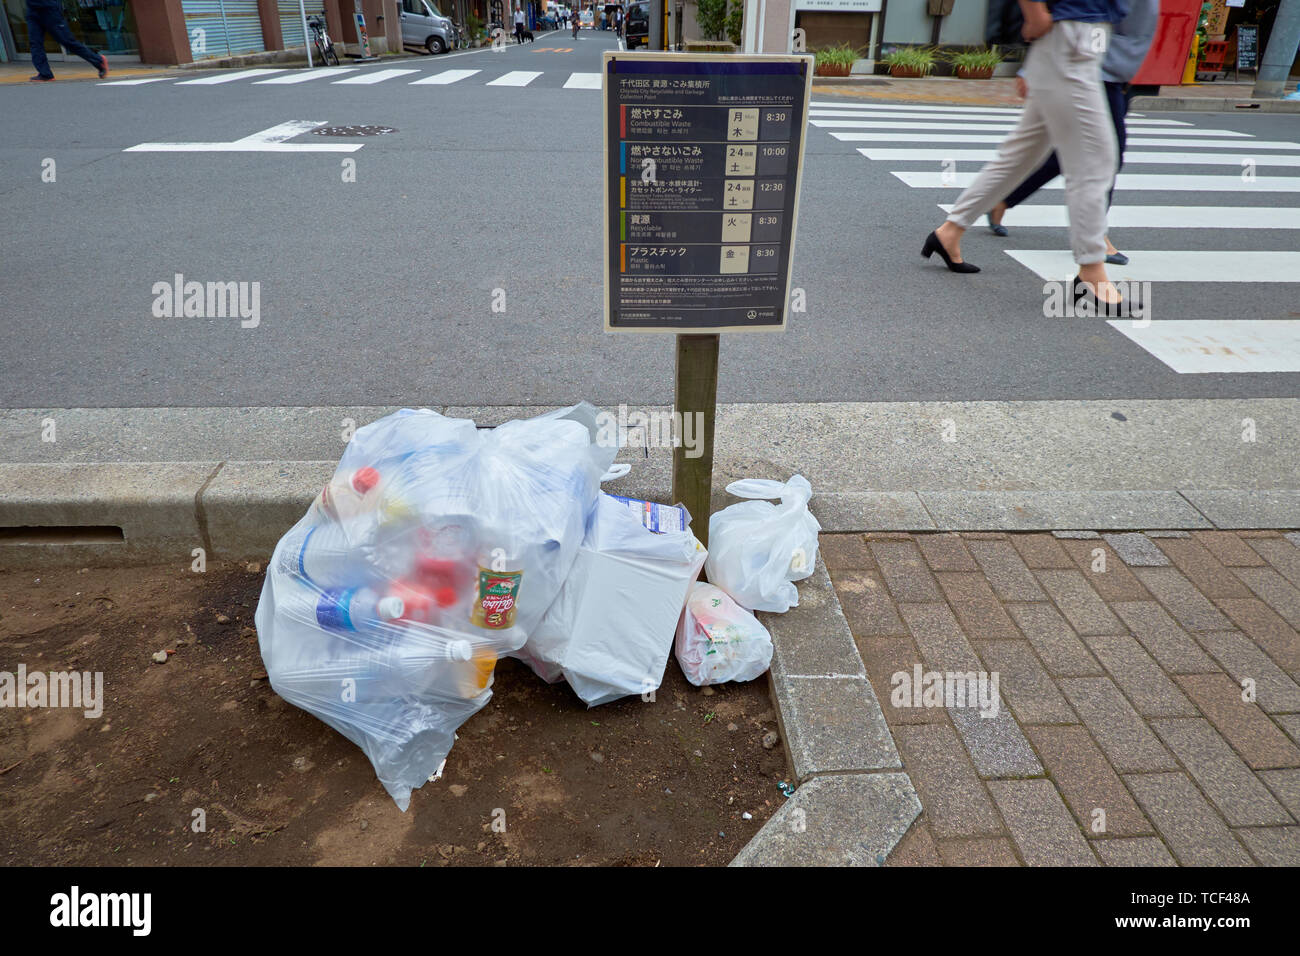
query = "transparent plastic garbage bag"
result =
(675, 582, 774, 686)
(704, 474, 820, 613)
(255, 403, 615, 810)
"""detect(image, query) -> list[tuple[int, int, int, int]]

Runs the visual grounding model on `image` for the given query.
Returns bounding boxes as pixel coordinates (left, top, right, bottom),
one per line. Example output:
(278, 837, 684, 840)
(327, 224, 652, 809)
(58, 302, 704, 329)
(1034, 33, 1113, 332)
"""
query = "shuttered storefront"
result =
(278, 0, 312, 50)
(182, 0, 267, 59)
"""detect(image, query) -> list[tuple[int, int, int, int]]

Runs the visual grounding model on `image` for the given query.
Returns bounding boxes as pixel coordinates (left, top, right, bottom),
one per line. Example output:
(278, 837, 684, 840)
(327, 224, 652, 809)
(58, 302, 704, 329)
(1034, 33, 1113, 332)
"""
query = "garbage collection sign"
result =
(602, 52, 813, 333)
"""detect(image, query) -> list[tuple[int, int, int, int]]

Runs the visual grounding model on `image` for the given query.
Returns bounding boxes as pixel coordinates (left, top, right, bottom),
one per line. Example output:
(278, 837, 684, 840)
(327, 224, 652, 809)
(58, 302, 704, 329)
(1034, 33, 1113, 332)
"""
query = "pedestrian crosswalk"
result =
(805, 98, 1300, 372)
(100, 64, 603, 90)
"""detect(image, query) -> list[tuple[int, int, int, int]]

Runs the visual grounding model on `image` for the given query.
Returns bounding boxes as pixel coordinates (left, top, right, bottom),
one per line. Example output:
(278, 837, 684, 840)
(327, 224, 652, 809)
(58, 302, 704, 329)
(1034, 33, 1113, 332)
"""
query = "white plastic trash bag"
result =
(675, 583, 774, 686)
(255, 403, 614, 810)
(704, 474, 820, 612)
(516, 493, 707, 706)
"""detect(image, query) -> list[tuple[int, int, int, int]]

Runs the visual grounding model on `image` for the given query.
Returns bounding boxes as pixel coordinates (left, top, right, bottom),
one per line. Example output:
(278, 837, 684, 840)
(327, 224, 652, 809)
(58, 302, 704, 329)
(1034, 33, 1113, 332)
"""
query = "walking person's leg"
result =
(36, 1, 106, 74)
(924, 43, 1056, 271)
(28, 6, 55, 79)
(989, 151, 1063, 232)
(1037, 22, 1119, 302)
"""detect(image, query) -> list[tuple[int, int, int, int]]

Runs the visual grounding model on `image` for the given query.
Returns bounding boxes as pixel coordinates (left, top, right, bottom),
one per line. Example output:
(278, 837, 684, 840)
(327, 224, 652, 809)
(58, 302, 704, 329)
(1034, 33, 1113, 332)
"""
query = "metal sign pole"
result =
(300, 0, 314, 67)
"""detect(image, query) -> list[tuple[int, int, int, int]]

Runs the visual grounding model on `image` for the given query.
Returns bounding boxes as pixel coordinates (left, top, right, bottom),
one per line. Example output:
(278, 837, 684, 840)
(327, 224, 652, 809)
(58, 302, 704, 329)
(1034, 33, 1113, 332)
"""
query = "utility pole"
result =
(1253, 0, 1300, 98)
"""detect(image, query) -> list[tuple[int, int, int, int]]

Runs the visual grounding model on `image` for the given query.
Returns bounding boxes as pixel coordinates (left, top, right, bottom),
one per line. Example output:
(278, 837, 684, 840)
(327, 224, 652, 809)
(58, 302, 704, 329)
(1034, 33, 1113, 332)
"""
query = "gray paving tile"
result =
(967, 539, 1048, 602)
(870, 541, 943, 604)
(1123, 772, 1256, 866)
(1194, 630, 1300, 713)
(899, 602, 982, 672)
(987, 780, 1098, 866)
(950, 703, 1044, 779)
(1259, 769, 1300, 821)
(1132, 567, 1233, 632)
(1059, 678, 1177, 773)
(1007, 603, 1102, 677)
(1103, 533, 1170, 567)
(1093, 837, 1177, 866)
(1149, 719, 1294, 827)
(1250, 537, 1300, 590)
(1027, 725, 1153, 837)
(1053, 531, 1100, 539)
(1276, 714, 1300, 746)
(1035, 570, 1124, 636)
(1112, 601, 1220, 674)
(1234, 826, 1300, 866)
(1233, 566, 1300, 630)
(976, 641, 1076, 725)
(1083, 634, 1197, 718)
(894, 724, 1005, 840)
(768, 671, 901, 781)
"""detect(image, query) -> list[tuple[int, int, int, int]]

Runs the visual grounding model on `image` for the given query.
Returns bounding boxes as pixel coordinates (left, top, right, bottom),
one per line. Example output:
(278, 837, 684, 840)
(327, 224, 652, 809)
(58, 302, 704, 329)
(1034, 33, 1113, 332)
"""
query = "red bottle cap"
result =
(351, 466, 380, 494)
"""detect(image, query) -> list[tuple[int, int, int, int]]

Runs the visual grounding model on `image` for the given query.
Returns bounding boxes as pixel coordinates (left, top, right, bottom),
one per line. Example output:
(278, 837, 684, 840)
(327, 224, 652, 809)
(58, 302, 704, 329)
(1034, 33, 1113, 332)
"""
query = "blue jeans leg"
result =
(29, 4, 103, 74)
(28, 10, 54, 77)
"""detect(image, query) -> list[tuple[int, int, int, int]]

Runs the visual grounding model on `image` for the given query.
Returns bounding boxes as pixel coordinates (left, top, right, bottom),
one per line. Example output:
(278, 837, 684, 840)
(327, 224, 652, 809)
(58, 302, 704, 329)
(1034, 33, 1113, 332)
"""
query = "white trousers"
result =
(946, 21, 1117, 265)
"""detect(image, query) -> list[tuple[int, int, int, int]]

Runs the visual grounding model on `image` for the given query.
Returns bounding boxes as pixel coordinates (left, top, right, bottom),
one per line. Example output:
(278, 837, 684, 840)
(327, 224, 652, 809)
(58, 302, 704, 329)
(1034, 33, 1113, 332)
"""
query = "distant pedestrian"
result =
(987, 0, 1157, 266)
(514, 5, 526, 43)
(922, 0, 1133, 314)
(25, 0, 108, 82)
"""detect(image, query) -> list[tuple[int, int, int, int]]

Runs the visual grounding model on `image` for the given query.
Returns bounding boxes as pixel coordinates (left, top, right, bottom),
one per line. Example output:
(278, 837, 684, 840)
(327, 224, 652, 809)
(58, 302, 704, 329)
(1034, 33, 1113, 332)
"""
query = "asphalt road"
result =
(2, 32, 1298, 408)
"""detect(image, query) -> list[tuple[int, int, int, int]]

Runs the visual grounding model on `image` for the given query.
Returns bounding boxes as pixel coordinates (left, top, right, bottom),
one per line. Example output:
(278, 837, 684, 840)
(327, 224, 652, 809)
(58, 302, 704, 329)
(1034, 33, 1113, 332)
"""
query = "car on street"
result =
(580, 7, 594, 28)
(625, 0, 648, 47)
(400, 0, 456, 54)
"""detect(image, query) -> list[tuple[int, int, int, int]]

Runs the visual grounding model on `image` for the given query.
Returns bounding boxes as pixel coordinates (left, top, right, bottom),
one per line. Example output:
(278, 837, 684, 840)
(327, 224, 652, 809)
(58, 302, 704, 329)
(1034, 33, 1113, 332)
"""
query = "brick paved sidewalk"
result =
(823, 529, 1300, 866)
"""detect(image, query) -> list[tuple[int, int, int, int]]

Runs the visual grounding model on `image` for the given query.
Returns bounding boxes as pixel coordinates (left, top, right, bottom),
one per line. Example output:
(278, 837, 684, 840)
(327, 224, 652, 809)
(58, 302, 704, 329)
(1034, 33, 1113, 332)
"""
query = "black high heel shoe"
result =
(922, 231, 980, 274)
(1072, 276, 1137, 317)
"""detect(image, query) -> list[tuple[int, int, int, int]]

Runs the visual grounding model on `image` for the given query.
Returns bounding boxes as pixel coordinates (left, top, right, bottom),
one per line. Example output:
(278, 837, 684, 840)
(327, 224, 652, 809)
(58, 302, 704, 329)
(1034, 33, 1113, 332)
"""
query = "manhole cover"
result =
(311, 125, 397, 137)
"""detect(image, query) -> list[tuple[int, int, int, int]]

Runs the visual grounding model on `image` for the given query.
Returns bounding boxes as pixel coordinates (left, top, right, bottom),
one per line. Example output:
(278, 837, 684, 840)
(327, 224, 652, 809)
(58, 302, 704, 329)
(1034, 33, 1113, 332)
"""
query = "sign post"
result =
(602, 51, 812, 544)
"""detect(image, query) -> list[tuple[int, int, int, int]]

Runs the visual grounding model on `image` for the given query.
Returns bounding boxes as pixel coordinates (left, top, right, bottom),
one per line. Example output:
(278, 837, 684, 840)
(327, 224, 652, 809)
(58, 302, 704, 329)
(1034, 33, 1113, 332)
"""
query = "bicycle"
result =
(307, 13, 340, 66)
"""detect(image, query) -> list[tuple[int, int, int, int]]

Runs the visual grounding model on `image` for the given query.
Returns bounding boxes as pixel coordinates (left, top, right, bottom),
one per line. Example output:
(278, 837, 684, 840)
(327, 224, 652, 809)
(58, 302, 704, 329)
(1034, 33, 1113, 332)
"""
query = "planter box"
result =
(956, 66, 996, 79)
(889, 65, 927, 78)
(815, 63, 852, 77)
(684, 40, 736, 53)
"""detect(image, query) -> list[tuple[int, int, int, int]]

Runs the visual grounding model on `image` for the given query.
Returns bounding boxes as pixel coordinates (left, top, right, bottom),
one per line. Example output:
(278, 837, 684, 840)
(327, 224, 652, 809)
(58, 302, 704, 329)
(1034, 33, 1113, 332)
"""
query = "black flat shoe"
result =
(1106, 251, 1129, 266)
(987, 213, 1008, 237)
(922, 231, 980, 273)
(1072, 276, 1137, 317)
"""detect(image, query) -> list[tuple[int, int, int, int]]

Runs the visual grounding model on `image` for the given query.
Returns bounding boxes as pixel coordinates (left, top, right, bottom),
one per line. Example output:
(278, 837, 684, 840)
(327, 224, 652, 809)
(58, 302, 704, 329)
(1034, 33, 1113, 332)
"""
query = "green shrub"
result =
(726, 0, 743, 46)
(881, 46, 937, 74)
(814, 44, 859, 70)
(946, 46, 1003, 71)
(697, 0, 727, 41)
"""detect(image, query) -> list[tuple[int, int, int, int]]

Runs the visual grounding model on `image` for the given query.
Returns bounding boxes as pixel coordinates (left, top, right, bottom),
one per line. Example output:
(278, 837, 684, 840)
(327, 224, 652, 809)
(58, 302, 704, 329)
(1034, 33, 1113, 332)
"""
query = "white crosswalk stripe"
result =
(806, 99, 1300, 372)
(98, 76, 173, 86)
(254, 68, 358, 83)
(937, 204, 1300, 230)
(410, 68, 481, 85)
(486, 70, 543, 86)
(332, 68, 420, 84)
(563, 72, 602, 89)
(175, 68, 287, 84)
(859, 147, 1300, 167)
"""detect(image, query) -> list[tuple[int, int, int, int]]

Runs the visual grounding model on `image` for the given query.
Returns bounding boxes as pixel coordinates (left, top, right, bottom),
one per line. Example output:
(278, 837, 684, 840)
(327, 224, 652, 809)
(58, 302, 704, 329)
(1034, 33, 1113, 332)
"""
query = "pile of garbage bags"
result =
(255, 402, 821, 810)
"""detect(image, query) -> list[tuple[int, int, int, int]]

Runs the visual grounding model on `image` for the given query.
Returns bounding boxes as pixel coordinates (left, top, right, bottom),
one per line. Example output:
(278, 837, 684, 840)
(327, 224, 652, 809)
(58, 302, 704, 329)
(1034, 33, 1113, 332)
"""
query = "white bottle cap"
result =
(376, 596, 405, 620)
(448, 640, 473, 661)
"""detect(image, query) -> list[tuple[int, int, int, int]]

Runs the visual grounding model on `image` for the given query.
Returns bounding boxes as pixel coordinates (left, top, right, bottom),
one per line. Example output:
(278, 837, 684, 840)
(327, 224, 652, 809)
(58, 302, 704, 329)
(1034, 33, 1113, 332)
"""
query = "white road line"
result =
(563, 71, 602, 89)
(98, 76, 174, 86)
(175, 68, 287, 84)
(810, 100, 1024, 114)
(859, 147, 1300, 167)
(332, 68, 420, 84)
(254, 68, 358, 83)
(807, 108, 1192, 127)
(487, 70, 543, 86)
(894, 171, 1300, 191)
(812, 118, 1252, 136)
(124, 120, 362, 152)
(938, 204, 1300, 230)
(410, 68, 481, 84)
(830, 131, 1300, 150)
(1006, 250, 1300, 282)
(1107, 320, 1300, 373)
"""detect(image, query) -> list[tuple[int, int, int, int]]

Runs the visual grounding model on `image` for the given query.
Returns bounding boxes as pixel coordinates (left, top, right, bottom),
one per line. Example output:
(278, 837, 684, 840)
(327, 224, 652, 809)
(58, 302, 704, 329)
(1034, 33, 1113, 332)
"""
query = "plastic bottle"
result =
(311, 466, 382, 523)
(278, 521, 378, 589)
(309, 585, 405, 634)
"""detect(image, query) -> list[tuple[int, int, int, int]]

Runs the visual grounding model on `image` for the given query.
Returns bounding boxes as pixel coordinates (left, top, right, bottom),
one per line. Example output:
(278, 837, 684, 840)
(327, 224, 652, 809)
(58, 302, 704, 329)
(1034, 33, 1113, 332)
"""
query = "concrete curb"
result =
(3, 461, 1298, 567)
(1130, 94, 1300, 113)
(731, 566, 921, 865)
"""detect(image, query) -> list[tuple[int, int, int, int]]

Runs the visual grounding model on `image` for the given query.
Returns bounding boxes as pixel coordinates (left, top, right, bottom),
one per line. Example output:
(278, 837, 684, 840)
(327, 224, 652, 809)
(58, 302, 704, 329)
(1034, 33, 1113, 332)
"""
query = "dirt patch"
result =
(0, 564, 788, 866)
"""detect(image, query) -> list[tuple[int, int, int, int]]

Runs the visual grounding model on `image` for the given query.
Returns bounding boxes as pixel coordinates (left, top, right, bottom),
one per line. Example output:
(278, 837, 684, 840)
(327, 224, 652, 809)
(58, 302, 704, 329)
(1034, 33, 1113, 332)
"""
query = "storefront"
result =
(1, 0, 141, 63)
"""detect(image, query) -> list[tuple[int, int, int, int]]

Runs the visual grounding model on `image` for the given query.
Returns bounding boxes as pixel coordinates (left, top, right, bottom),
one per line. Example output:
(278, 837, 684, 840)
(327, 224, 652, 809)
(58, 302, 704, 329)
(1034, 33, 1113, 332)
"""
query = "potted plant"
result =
(947, 46, 1003, 80)
(881, 46, 936, 79)
(814, 44, 858, 78)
